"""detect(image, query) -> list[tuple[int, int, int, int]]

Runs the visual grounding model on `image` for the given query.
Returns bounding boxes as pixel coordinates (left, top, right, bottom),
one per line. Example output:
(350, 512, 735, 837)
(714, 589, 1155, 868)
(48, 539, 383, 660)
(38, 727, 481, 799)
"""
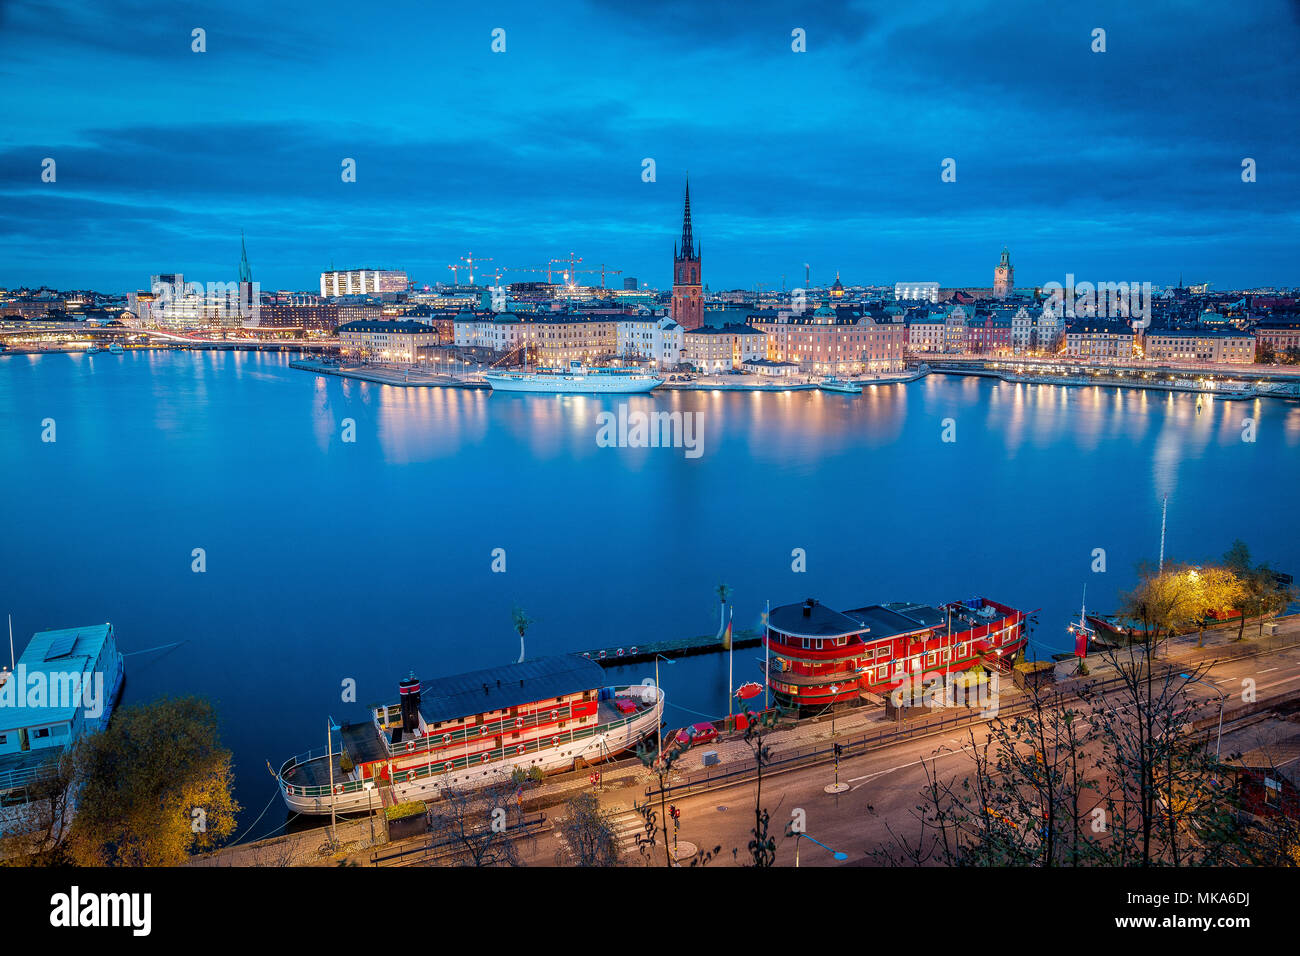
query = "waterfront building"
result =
(763, 598, 1026, 713)
(335, 300, 384, 325)
(1143, 328, 1255, 364)
(320, 269, 408, 298)
(683, 323, 766, 372)
(1255, 318, 1300, 356)
(993, 246, 1014, 297)
(749, 306, 906, 374)
(1064, 320, 1136, 359)
(907, 312, 948, 353)
(452, 312, 621, 366)
(671, 180, 704, 330)
(964, 311, 1014, 355)
(337, 319, 437, 363)
(257, 293, 339, 336)
(615, 314, 683, 368)
(894, 281, 941, 303)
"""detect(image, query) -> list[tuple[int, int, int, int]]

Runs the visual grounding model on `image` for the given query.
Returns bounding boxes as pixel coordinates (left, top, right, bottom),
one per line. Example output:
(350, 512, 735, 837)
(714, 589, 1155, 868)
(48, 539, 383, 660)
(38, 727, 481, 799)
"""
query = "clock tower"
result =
(671, 179, 703, 330)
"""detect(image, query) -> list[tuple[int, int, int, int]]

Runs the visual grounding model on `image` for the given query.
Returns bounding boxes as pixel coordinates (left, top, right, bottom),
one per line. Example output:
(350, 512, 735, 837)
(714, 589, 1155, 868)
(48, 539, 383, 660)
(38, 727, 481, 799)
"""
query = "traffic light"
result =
(833, 743, 844, 759)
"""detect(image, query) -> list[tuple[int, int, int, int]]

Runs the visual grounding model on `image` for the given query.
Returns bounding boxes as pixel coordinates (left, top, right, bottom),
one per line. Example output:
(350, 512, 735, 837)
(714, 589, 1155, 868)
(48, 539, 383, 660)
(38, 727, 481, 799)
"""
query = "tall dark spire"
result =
(679, 177, 695, 261)
(238, 230, 253, 283)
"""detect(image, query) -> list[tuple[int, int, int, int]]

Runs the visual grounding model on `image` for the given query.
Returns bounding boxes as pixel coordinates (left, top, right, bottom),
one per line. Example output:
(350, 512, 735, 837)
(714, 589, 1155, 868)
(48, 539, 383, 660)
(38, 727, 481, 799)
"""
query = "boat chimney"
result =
(803, 598, 816, 618)
(398, 671, 421, 733)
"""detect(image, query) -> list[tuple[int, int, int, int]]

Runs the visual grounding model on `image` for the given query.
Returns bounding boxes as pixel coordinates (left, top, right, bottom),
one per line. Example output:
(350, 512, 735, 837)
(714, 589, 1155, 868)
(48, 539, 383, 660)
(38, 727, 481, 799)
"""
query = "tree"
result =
(741, 710, 780, 866)
(554, 793, 620, 866)
(1118, 564, 1202, 650)
(511, 605, 534, 664)
(1189, 566, 1247, 647)
(426, 778, 521, 867)
(65, 696, 239, 866)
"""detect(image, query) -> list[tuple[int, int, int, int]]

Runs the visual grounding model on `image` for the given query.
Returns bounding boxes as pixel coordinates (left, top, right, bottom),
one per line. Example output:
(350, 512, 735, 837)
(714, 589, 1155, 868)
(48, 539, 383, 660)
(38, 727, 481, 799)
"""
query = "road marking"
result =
(1257, 667, 1278, 674)
(848, 745, 973, 791)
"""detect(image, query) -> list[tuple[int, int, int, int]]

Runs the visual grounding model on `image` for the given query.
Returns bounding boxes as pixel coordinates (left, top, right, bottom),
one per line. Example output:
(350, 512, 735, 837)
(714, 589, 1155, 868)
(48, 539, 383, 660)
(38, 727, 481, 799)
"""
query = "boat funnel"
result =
(398, 672, 421, 732)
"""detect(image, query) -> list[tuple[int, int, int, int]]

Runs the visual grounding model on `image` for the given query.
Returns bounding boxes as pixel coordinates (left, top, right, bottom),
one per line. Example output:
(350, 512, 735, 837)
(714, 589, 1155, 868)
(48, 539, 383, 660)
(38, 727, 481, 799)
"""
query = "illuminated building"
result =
(320, 269, 408, 298)
(671, 179, 703, 330)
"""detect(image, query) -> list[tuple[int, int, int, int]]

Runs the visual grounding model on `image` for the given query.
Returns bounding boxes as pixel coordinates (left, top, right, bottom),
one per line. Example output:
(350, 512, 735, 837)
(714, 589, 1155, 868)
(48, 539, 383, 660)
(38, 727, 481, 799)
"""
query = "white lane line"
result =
(1257, 667, 1278, 674)
(848, 745, 973, 791)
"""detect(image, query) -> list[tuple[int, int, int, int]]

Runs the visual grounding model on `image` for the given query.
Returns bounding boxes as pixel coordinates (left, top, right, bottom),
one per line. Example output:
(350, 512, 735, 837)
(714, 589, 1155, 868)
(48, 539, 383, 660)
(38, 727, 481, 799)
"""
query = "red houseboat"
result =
(764, 597, 1027, 713)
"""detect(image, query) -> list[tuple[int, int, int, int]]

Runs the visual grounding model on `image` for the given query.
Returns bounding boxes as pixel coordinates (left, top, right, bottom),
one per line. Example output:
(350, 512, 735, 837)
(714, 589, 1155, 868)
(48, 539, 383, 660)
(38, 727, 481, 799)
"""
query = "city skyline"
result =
(1, 0, 1298, 292)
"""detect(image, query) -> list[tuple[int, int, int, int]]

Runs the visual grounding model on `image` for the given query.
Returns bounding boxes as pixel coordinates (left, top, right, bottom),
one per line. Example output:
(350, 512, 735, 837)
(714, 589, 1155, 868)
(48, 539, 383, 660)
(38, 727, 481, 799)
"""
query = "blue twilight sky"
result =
(1, 0, 1298, 293)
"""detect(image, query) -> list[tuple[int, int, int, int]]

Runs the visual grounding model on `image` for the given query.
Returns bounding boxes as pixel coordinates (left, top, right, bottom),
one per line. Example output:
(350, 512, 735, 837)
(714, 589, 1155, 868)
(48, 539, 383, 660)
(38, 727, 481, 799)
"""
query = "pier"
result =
(579, 628, 761, 667)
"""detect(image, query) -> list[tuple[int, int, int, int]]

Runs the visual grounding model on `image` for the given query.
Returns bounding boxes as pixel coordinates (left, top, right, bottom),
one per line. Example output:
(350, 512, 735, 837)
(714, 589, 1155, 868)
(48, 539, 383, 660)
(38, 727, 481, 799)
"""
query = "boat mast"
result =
(1158, 494, 1168, 573)
(7, 614, 13, 671)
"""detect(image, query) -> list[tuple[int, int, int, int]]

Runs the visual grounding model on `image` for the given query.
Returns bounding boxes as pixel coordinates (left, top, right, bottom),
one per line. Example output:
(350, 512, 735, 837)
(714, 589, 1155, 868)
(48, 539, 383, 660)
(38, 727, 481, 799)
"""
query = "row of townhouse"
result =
(746, 305, 908, 374)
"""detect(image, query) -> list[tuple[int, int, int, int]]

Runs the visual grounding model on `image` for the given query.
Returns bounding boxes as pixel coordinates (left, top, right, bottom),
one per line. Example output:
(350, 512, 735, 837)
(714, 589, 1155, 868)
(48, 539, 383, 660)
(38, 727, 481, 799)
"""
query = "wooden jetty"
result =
(580, 629, 761, 668)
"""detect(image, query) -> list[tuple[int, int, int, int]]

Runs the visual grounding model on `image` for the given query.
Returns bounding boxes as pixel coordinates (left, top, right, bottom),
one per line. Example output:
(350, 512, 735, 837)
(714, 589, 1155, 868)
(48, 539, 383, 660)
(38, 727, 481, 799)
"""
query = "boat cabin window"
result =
(34, 727, 50, 739)
(877, 646, 891, 659)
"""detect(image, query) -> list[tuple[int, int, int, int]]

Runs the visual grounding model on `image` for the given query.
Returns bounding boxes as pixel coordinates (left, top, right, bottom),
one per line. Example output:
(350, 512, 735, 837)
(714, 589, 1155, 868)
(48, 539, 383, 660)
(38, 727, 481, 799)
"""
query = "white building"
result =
(615, 315, 684, 369)
(894, 281, 941, 303)
(320, 269, 408, 298)
(337, 320, 436, 364)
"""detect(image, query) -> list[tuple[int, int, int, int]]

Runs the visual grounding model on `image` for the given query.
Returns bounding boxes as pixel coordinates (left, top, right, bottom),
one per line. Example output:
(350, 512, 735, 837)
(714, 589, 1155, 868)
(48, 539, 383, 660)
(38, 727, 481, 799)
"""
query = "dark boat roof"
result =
(843, 603, 941, 639)
(768, 600, 863, 638)
(417, 654, 606, 725)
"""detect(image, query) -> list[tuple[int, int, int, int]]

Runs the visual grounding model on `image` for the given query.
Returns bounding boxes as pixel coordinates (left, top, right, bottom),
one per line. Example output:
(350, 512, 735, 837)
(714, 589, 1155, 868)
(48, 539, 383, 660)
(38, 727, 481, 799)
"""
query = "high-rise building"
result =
(994, 247, 1014, 298)
(320, 269, 408, 298)
(671, 179, 703, 330)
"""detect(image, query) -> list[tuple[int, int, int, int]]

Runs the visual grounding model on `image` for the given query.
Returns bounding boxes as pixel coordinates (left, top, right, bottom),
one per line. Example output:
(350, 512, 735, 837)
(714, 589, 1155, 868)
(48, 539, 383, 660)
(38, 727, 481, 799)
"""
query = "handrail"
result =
(281, 692, 661, 800)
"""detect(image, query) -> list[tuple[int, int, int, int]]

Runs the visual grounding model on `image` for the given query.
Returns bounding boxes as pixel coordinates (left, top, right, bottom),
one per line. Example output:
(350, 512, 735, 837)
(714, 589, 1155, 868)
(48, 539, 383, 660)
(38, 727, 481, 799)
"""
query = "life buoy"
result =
(599, 650, 606, 660)
(515, 717, 523, 729)
(583, 652, 591, 659)
(285, 785, 295, 796)
(630, 646, 638, 655)
(334, 783, 344, 794)
(480, 753, 490, 764)
(405, 740, 414, 753)
(617, 648, 624, 657)
(516, 745, 526, 755)
(551, 735, 559, 747)
(442, 733, 451, 745)
(406, 770, 416, 783)
(550, 709, 558, 720)
(444, 761, 453, 771)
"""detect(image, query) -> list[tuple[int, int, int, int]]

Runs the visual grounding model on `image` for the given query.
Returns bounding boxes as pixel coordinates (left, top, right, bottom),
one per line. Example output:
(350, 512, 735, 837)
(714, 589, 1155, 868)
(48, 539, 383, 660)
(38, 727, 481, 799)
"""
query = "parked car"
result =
(674, 722, 719, 747)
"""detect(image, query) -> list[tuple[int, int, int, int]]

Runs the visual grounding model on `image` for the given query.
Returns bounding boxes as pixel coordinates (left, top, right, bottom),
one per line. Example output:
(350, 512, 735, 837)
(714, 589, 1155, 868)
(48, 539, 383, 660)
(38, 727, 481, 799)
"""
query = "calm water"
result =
(3, 350, 1298, 833)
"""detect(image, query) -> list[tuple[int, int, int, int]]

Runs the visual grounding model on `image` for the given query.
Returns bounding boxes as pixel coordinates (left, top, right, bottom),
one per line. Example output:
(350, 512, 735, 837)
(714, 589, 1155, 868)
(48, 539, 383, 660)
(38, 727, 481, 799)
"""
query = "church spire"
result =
(679, 177, 695, 261)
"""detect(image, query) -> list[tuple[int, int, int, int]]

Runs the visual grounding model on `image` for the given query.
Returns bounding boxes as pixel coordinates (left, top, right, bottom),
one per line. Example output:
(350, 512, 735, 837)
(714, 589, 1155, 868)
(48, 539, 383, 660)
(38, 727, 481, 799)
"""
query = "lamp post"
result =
(363, 779, 376, 845)
(787, 829, 848, 867)
(654, 654, 674, 765)
(1180, 672, 1227, 759)
(326, 716, 341, 848)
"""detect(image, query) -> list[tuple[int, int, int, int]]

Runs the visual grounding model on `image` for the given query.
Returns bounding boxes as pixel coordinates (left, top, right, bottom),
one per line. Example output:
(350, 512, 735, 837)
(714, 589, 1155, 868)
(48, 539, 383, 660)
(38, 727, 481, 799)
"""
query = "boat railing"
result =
(280, 695, 659, 801)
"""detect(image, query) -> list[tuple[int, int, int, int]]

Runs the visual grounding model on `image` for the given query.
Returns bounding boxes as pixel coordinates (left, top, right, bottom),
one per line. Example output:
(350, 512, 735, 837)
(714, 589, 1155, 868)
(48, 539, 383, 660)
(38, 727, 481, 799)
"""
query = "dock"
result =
(579, 628, 761, 667)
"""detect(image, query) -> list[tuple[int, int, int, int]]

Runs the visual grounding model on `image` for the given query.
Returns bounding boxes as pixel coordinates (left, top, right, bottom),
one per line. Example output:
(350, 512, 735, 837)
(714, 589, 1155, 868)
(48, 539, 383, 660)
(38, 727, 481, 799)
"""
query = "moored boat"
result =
(818, 377, 862, 394)
(1, 623, 126, 816)
(276, 654, 663, 815)
(764, 597, 1028, 713)
(485, 361, 662, 394)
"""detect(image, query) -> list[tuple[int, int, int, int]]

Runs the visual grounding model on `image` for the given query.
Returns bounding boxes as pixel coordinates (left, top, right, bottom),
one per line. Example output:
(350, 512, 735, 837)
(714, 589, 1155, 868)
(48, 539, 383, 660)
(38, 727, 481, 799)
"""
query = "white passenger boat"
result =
(819, 377, 862, 394)
(276, 655, 663, 815)
(485, 361, 662, 394)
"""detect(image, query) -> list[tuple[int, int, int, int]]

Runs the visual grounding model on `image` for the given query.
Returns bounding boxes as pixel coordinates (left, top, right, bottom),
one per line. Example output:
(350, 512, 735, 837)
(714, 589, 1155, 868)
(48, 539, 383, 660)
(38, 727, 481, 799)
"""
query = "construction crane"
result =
(448, 252, 494, 286)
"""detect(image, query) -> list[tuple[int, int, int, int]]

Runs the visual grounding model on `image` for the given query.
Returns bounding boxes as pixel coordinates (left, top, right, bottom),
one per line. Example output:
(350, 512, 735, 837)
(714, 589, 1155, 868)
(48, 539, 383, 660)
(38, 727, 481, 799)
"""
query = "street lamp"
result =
(326, 716, 341, 848)
(1180, 672, 1227, 759)
(363, 780, 376, 845)
(786, 827, 849, 867)
(654, 654, 674, 765)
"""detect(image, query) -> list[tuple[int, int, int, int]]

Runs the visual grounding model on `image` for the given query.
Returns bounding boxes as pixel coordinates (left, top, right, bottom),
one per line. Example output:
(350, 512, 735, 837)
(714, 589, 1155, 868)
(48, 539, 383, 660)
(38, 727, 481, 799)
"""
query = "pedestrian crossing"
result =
(553, 805, 646, 863)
